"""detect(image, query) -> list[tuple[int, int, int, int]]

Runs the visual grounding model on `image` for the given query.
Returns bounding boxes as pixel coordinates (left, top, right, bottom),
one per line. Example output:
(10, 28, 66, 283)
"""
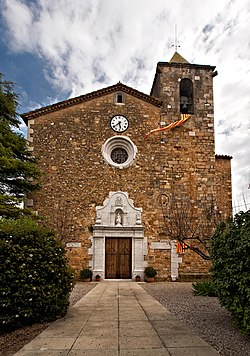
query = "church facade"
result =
(22, 53, 232, 281)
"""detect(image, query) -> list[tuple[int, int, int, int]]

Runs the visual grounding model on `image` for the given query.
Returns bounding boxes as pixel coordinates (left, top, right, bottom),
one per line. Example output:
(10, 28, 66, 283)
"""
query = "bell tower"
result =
(150, 51, 217, 118)
(149, 51, 220, 213)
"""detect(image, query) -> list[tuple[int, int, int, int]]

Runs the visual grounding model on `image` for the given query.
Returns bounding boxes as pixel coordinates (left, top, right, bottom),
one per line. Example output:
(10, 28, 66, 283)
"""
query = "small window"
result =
(117, 94, 123, 103)
(114, 92, 126, 105)
(180, 78, 194, 114)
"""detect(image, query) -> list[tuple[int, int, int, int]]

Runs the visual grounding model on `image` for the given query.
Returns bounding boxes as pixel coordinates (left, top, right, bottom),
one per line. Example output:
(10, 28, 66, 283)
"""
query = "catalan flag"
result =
(144, 114, 191, 139)
(176, 241, 188, 253)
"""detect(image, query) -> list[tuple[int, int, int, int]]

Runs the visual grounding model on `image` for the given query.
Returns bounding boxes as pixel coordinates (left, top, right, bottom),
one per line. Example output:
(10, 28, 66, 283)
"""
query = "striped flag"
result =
(144, 114, 191, 139)
(176, 241, 188, 253)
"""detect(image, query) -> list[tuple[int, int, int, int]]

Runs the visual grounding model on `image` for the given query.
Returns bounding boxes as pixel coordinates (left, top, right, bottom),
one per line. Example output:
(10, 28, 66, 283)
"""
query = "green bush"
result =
(192, 280, 218, 297)
(80, 268, 93, 280)
(211, 210, 250, 334)
(0, 218, 74, 329)
(144, 266, 157, 278)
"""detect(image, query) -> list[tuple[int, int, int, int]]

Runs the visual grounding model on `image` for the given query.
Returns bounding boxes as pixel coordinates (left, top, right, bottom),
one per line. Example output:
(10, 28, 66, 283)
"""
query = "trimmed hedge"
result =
(0, 218, 74, 329)
(211, 210, 250, 334)
(80, 268, 93, 280)
(144, 266, 157, 278)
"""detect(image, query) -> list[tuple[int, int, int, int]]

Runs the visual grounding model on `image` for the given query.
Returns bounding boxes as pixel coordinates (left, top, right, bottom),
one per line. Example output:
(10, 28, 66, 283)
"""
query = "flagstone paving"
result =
(14, 282, 219, 355)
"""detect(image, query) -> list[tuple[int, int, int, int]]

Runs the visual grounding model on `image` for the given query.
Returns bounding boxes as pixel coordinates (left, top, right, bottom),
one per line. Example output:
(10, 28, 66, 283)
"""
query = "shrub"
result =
(192, 280, 218, 297)
(144, 266, 157, 278)
(80, 268, 93, 280)
(211, 210, 250, 334)
(0, 217, 74, 330)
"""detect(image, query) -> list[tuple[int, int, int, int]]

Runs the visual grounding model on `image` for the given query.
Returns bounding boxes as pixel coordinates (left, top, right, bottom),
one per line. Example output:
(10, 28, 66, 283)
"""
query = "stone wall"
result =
(25, 61, 232, 280)
(215, 155, 232, 219)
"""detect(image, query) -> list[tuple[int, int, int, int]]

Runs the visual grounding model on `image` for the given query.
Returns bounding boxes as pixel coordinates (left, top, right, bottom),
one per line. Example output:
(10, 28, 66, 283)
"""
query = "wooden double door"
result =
(105, 237, 132, 279)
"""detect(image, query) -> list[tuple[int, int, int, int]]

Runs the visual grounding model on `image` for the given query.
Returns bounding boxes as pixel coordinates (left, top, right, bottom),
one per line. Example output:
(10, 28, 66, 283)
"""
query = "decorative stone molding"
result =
(90, 191, 146, 280)
(94, 191, 142, 227)
(102, 136, 137, 169)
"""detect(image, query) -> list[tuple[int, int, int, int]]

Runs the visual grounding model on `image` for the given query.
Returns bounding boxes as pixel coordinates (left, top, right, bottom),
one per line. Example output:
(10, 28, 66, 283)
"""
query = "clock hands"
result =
(113, 121, 122, 129)
(110, 115, 129, 132)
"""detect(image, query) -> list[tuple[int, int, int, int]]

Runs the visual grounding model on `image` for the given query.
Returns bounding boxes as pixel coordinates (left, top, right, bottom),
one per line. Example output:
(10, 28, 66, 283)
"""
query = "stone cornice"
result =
(150, 61, 216, 96)
(93, 225, 145, 232)
(215, 154, 233, 160)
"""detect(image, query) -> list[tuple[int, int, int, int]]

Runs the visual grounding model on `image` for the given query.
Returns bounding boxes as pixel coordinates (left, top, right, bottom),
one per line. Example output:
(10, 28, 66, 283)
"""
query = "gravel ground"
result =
(1, 282, 249, 356)
(142, 282, 250, 356)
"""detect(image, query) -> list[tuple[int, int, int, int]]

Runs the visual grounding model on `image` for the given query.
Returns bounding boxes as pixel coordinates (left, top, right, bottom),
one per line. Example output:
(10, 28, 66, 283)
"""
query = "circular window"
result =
(111, 147, 128, 164)
(102, 136, 137, 169)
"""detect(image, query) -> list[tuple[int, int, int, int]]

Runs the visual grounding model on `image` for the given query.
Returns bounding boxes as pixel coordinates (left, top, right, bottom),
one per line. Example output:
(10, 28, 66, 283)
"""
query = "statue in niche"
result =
(115, 211, 122, 225)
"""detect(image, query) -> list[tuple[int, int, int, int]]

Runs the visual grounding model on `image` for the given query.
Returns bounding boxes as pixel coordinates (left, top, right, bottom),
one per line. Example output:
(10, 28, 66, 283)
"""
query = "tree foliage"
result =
(211, 210, 250, 334)
(0, 74, 40, 217)
(0, 217, 74, 329)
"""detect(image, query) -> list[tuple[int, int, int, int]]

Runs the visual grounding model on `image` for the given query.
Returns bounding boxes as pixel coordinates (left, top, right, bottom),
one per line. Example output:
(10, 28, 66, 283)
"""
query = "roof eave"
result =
(150, 61, 216, 96)
(215, 154, 233, 160)
(21, 83, 162, 124)
(157, 61, 216, 71)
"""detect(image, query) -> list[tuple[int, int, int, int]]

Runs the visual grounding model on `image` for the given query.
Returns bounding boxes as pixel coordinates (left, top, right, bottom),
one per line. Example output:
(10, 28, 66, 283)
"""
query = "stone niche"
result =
(89, 191, 147, 280)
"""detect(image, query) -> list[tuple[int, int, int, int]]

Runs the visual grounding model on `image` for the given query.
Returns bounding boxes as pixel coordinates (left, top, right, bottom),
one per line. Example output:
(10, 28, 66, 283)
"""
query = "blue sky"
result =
(0, 0, 249, 212)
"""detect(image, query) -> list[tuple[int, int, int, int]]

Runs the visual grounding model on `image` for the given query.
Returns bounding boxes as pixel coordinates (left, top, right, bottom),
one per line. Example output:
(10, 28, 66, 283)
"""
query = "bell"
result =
(180, 96, 189, 113)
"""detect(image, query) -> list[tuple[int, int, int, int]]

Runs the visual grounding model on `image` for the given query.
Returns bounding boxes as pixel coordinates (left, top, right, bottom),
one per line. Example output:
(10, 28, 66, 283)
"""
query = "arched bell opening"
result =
(180, 78, 194, 114)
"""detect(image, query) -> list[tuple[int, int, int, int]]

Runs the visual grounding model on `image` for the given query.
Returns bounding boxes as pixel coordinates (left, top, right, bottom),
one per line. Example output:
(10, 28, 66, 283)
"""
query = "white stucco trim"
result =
(102, 136, 137, 169)
(170, 240, 182, 281)
(89, 191, 146, 280)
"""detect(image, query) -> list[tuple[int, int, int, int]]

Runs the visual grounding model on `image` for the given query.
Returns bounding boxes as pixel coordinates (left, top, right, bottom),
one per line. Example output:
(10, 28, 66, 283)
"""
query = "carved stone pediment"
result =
(90, 192, 146, 280)
(94, 191, 142, 228)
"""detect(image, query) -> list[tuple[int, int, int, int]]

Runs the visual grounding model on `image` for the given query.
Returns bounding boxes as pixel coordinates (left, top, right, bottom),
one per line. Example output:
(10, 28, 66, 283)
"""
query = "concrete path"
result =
(15, 282, 219, 355)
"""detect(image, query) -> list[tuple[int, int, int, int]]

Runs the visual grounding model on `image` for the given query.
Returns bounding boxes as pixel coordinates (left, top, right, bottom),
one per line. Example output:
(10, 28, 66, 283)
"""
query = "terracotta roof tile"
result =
(215, 154, 233, 160)
(21, 82, 162, 123)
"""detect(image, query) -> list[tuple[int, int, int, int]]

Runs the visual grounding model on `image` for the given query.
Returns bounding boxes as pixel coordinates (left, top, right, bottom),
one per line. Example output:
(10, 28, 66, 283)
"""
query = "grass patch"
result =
(192, 280, 218, 297)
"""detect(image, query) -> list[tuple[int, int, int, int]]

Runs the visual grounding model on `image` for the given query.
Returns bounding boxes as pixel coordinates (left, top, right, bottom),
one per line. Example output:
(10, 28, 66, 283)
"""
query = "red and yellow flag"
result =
(144, 114, 191, 139)
(176, 241, 188, 253)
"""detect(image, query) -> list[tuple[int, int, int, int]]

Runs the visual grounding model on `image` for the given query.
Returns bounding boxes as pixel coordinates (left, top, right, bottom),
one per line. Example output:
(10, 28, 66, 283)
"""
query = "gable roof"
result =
(21, 82, 162, 124)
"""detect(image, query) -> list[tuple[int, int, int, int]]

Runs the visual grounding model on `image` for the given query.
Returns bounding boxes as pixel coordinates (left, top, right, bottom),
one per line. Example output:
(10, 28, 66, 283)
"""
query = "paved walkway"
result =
(15, 282, 219, 355)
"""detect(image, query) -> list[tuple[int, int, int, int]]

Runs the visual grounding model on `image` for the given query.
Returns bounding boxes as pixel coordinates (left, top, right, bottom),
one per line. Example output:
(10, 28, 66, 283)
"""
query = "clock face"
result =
(110, 115, 129, 133)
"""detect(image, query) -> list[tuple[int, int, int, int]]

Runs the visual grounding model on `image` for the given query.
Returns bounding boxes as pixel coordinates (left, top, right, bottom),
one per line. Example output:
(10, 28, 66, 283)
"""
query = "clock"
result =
(110, 115, 129, 133)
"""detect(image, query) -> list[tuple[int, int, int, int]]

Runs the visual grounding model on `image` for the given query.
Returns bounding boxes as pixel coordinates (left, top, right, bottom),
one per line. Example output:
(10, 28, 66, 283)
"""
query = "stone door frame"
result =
(89, 192, 147, 280)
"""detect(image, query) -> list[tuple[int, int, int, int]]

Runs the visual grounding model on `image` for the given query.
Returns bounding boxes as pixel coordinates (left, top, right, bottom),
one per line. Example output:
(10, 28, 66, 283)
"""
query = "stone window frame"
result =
(114, 92, 126, 105)
(102, 136, 137, 169)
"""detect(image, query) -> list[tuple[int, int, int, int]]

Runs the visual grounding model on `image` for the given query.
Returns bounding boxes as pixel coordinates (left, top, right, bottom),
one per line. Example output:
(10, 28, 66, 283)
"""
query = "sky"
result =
(0, 0, 249, 213)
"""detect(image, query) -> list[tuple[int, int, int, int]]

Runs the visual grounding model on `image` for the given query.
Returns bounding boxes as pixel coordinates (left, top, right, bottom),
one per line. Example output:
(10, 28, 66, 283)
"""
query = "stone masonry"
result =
(22, 53, 232, 281)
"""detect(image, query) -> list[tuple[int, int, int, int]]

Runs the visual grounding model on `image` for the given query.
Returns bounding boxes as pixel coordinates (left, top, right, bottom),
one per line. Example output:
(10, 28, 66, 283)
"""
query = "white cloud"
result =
(2, 0, 250, 212)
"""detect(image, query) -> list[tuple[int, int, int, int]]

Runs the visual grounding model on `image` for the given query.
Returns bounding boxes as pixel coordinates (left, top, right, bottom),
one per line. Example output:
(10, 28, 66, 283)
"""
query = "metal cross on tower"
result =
(172, 24, 180, 51)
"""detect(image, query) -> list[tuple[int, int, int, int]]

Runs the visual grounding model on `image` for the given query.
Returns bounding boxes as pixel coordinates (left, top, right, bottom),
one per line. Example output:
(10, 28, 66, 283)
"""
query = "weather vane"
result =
(172, 24, 180, 51)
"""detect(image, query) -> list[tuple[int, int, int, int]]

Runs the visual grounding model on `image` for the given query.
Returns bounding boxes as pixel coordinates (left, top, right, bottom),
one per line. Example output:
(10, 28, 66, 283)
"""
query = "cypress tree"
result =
(0, 74, 40, 217)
